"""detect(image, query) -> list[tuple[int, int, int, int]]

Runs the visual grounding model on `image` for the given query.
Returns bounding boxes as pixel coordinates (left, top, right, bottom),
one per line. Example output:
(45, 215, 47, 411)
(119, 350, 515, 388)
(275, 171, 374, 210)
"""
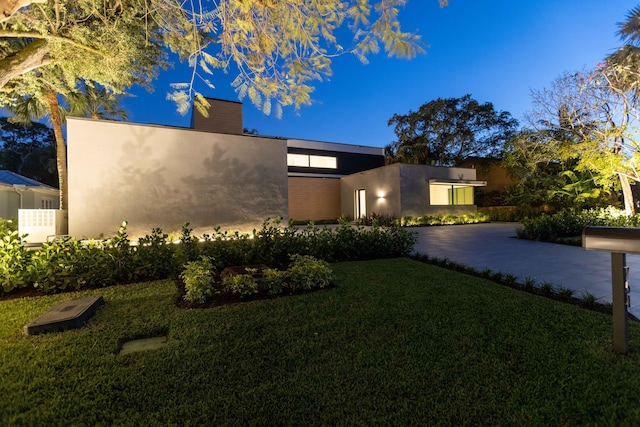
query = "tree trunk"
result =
(44, 89, 68, 210)
(0, 39, 51, 88)
(618, 172, 635, 216)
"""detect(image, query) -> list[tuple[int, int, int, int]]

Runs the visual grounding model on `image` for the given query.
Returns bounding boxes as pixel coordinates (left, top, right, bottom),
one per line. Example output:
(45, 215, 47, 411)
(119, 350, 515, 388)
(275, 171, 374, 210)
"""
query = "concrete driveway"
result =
(411, 222, 640, 318)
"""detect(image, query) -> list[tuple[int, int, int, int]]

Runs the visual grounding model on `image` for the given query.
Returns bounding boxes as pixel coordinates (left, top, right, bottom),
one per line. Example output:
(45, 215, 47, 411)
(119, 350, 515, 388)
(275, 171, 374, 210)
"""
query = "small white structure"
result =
(0, 170, 60, 219)
(18, 209, 68, 243)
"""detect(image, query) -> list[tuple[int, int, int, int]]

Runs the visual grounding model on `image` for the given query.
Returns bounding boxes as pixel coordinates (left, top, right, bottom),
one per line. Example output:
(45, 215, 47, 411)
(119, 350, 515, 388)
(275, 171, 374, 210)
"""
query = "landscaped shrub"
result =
(0, 218, 17, 233)
(251, 218, 300, 266)
(221, 273, 259, 297)
(0, 228, 32, 294)
(199, 228, 256, 269)
(478, 205, 554, 222)
(356, 213, 399, 227)
(30, 237, 87, 293)
(134, 228, 176, 280)
(517, 207, 640, 242)
(104, 221, 135, 283)
(287, 254, 334, 291)
(173, 223, 199, 267)
(181, 257, 215, 304)
(0, 217, 416, 296)
(401, 212, 490, 227)
(262, 268, 288, 295)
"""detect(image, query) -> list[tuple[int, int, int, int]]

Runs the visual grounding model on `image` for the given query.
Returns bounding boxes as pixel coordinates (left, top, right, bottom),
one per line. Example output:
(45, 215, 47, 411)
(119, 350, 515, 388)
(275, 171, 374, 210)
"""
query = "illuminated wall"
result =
(340, 163, 402, 219)
(340, 163, 480, 219)
(67, 118, 288, 240)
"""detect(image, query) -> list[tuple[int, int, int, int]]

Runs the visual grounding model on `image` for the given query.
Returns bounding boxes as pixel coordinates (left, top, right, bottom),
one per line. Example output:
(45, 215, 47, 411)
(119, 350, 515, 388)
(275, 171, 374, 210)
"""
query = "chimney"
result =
(191, 98, 243, 135)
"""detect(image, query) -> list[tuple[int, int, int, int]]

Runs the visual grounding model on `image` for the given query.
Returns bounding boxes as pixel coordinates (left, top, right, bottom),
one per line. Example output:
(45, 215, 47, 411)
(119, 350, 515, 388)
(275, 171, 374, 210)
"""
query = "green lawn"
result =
(2, 258, 640, 425)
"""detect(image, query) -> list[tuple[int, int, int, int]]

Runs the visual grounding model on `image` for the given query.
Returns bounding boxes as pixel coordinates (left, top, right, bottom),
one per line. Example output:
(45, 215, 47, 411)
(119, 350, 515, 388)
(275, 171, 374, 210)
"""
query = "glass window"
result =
(430, 185, 474, 206)
(287, 153, 309, 167)
(288, 153, 337, 169)
(429, 185, 450, 205)
(309, 155, 337, 169)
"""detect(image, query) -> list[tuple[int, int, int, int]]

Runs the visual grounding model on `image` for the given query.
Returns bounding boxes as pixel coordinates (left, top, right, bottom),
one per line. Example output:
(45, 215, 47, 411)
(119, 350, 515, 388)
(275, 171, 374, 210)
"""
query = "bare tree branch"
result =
(0, 38, 50, 88)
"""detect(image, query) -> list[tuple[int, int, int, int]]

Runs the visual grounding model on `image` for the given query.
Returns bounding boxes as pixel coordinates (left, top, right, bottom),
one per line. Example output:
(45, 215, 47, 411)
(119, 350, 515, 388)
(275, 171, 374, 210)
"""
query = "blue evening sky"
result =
(121, 0, 638, 149)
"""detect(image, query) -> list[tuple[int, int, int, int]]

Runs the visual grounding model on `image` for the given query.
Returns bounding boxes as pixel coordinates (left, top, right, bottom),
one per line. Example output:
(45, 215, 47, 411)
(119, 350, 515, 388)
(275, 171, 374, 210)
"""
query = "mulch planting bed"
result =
(175, 263, 335, 309)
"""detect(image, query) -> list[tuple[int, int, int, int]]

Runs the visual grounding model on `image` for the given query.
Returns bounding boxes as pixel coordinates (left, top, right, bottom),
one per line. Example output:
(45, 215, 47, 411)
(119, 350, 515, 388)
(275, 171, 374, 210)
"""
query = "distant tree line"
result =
(0, 118, 57, 187)
(386, 6, 640, 215)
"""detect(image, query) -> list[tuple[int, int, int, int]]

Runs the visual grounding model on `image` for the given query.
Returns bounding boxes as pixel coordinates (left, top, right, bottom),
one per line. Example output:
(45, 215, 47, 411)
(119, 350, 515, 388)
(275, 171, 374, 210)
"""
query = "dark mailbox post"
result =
(582, 226, 640, 354)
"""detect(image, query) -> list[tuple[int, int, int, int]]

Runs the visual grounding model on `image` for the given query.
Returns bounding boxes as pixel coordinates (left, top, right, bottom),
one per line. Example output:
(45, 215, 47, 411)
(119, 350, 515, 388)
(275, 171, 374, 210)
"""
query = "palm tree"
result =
(66, 83, 128, 121)
(8, 85, 69, 209)
(7, 80, 128, 209)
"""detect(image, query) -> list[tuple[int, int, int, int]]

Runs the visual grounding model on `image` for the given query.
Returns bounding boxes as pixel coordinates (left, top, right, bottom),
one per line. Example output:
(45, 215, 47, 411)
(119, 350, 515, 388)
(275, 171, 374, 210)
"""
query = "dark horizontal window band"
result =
(287, 149, 384, 176)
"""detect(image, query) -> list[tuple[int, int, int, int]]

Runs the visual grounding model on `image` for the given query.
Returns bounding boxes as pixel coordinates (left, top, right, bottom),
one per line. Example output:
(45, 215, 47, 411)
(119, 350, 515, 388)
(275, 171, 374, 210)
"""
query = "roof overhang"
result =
(288, 172, 344, 179)
(0, 182, 60, 194)
(428, 179, 487, 187)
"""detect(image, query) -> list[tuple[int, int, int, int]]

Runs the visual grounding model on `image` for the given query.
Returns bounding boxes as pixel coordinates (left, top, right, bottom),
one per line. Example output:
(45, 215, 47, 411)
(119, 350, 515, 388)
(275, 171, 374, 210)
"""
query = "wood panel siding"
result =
(191, 98, 243, 135)
(288, 177, 341, 220)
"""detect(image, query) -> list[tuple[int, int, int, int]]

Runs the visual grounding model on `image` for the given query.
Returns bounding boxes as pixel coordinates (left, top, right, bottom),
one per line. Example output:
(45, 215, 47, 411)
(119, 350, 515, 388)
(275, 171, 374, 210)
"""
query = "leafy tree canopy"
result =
(1, 0, 447, 209)
(0, 0, 448, 117)
(502, 68, 638, 213)
(386, 94, 518, 166)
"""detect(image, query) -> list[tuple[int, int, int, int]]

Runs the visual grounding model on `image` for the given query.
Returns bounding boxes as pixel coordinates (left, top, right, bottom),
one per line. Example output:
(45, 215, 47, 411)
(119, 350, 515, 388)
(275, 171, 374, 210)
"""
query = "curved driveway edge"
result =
(411, 222, 640, 318)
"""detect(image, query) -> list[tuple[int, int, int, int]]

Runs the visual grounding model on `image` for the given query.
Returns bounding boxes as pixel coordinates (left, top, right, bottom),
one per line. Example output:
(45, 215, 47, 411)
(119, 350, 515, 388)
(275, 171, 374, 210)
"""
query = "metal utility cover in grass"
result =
(119, 336, 168, 355)
(25, 295, 104, 336)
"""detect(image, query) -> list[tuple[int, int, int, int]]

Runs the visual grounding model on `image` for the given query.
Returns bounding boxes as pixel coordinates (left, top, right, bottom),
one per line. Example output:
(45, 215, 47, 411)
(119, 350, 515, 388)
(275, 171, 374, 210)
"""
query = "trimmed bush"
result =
(478, 205, 554, 222)
(0, 228, 31, 294)
(181, 257, 215, 304)
(262, 268, 288, 295)
(287, 254, 335, 291)
(401, 212, 490, 227)
(0, 218, 416, 296)
(221, 273, 259, 297)
(517, 207, 640, 242)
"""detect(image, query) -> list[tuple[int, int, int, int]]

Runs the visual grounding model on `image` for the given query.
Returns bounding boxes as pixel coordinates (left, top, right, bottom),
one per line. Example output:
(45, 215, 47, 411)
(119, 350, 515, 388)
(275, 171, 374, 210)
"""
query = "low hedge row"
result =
(516, 207, 640, 242)
(478, 205, 555, 222)
(0, 218, 416, 296)
(401, 212, 490, 227)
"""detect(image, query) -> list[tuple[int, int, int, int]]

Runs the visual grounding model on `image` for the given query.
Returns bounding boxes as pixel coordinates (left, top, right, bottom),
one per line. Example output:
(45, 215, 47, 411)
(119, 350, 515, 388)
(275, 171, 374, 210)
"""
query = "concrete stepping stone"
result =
(119, 336, 168, 355)
(25, 295, 104, 335)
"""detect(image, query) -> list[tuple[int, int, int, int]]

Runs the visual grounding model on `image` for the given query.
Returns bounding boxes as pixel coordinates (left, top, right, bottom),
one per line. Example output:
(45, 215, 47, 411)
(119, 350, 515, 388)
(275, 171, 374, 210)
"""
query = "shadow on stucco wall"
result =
(74, 123, 287, 240)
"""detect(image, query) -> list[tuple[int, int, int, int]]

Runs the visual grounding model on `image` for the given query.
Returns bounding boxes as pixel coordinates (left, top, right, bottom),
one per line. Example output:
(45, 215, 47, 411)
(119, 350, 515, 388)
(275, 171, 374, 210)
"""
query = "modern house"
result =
(0, 170, 60, 219)
(341, 163, 486, 219)
(66, 98, 485, 240)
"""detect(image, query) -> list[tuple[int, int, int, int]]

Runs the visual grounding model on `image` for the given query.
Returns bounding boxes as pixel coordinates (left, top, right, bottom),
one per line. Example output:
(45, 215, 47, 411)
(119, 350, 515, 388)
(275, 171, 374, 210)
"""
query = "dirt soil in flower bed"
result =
(174, 264, 336, 309)
(0, 286, 46, 301)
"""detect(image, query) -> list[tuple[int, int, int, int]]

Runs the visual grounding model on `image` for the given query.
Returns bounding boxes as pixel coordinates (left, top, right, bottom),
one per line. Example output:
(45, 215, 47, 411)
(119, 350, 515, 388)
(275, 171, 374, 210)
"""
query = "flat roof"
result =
(286, 138, 384, 156)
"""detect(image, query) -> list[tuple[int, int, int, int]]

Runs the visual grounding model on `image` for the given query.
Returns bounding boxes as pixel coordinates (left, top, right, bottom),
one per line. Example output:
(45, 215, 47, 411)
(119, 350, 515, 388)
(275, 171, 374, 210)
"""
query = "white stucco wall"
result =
(67, 118, 288, 240)
(340, 163, 402, 218)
